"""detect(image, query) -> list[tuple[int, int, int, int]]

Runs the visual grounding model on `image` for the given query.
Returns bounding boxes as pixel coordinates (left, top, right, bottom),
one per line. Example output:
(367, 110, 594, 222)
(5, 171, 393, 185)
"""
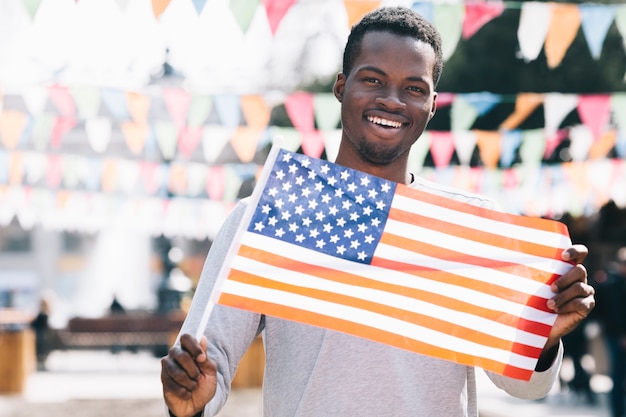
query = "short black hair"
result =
(341, 6, 443, 88)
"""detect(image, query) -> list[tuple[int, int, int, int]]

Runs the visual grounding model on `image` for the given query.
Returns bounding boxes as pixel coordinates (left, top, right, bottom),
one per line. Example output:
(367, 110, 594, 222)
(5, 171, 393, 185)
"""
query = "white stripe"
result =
(384, 218, 572, 277)
(393, 193, 571, 250)
(221, 279, 539, 371)
(375, 242, 555, 299)
(240, 233, 557, 326)
(231, 255, 549, 348)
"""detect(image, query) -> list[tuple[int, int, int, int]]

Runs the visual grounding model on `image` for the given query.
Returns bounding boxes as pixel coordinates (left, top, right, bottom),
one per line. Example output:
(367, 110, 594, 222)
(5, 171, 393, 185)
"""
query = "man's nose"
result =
(375, 87, 406, 110)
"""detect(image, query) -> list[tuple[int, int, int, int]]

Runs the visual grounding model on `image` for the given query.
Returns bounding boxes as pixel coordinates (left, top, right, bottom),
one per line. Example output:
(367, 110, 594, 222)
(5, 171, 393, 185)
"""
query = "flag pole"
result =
(194, 144, 283, 341)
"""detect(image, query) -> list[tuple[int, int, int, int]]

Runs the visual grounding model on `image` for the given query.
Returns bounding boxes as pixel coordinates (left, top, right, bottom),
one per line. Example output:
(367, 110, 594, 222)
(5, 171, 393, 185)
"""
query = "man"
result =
(161, 7, 595, 417)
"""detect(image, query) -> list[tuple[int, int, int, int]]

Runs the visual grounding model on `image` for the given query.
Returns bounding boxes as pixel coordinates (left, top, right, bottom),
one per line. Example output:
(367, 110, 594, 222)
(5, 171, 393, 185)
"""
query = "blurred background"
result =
(0, 0, 625, 416)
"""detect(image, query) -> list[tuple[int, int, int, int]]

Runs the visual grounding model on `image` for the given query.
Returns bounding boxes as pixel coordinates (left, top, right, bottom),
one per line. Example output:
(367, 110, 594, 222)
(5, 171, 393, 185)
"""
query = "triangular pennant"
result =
(429, 131, 455, 168)
(61, 154, 83, 189)
(322, 129, 342, 163)
(300, 130, 325, 158)
(451, 95, 479, 131)
(285, 91, 315, 131)
(186, 163, 207, 197)
(8, 152, 24, 186)
(202, 125, 235, 163)
(214, 94, 242, 128)
(268, 126, 301, 152)
(206, 166, 226, 200)
(616, 129, 626, 158)
(343, 0, 381, 28)
(569, 124, 594, 162)
(577, 94, 611, 141)
(230, 0, 260, 33)
(46, 154, 63, 188)
(434, 3, 464, 61)
(70, 85, 101, 120)
(241, 94, 270, 129)
(168, 163, 188, 196)
(22, 0, 43, 20)
(85, 117, 111, 153)
(411, 2, 434, 23)
(178, 125, 203, 159)
(611, 93, 626, 133)
(407, 131, 431, 173)
(435, 92, 455, 108)
(127, 91, 151, 124)
(188, 94, 213, 127)
(543, 93, 578, 138)
(616, 6, 626, 50)
(49, 117, 76, 148)
(114, 0, 130, 12)
(163, 87, 191, 128)
(117, 159, 140, 195)
(588, 129, 617, 160)
(518, 128, 545, 165)
(544, 3, 581, 69)
(191, 0, 208, 15)
(500, 130, 522, 168)
(121, 122, 148, 155)
(475, 130, 501, 170)
(23, 152, 47, 185)
(31, 114, 54, 151)
(452, 130, 477, 166)
(313, 93, 342, 131)
(230, 126, 262, 162)
(462, 92, 501, 117)
(517, 2, 552, 62)
(462, 2, 505, 39)
(152, 0, 171, 20)
(499, 93, 543, 130)
(222, 165, 245, 202)
(48, 84, 76, 117)
(263, 0, 296, 35)
(153, 120, 178, 161)
(544, 129, 568, 159)
(101, 158, 118, 193)
(139, 161, 160, 195)
(101, 88, 131, 121)
(0, 110, 28, 150)
(579, 4, 616, 60)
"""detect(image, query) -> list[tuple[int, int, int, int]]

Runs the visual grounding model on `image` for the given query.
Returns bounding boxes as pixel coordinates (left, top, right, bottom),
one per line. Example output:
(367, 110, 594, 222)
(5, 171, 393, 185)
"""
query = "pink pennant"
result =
(462, 2, 505, 39)
(577, 94, 611, 141)
(436, 93, 455, 108)
(544, 128, 568, 159)
(285, 91, 315, 132)
(48, 84, 76, 117)
(263, 0, 296, 35)
(163, 88, 191, 128)
(46, 155, 63, 188)
(50, 117, 77, 148)
(300, 130, 325, 158)
(429, 131, 456, 168)
(503, 168, 519, 189)
(178, 126, 203, 159)
(139, 161, 160, 194)
(206, 166, 225, 200)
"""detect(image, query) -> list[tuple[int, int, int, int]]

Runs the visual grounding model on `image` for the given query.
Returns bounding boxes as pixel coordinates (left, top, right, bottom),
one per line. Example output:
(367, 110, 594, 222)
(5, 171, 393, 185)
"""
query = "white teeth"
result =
(367, 116, 402, 128)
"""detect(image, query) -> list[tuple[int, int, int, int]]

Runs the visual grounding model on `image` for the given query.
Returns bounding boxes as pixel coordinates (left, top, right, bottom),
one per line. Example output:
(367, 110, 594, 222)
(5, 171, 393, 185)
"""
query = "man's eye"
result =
(365, 77, 380, 84)
(408, 86, 423, 93)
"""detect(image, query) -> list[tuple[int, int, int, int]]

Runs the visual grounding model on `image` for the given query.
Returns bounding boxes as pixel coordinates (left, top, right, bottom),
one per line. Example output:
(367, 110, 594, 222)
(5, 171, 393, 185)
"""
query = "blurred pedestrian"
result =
(30, 291, 54, 370)
(593, 247, 626, 417)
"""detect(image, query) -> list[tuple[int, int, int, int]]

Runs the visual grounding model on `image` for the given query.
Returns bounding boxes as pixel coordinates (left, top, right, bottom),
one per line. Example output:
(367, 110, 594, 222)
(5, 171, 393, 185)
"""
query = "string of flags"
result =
(16, 0, 626, 72)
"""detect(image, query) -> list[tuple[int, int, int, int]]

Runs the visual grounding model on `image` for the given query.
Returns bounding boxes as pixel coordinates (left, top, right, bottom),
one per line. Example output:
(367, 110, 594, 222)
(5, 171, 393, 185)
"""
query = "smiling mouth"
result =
(367, 116, 403, 129)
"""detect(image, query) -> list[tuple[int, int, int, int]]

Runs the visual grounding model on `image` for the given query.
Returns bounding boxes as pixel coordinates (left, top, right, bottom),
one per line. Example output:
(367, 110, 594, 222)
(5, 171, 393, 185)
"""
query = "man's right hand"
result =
(161, 333, 218, 417)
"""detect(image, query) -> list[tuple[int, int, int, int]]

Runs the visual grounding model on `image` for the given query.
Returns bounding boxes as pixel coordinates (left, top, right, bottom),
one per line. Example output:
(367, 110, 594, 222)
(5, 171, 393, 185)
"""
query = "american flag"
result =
(210, 147, 573, 380)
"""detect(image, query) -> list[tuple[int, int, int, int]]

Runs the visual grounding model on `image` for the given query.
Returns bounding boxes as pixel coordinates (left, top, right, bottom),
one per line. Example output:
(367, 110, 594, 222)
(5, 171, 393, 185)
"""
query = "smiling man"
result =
(160, 7, 595, 417)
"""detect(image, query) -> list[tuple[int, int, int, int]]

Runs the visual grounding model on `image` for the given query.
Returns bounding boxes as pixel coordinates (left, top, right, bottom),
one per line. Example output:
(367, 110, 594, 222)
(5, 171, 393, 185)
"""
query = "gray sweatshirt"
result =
(177, 176, 563, 417)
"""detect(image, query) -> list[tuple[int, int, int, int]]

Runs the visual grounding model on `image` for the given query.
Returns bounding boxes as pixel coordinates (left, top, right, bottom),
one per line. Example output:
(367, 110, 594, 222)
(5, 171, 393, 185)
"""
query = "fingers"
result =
(561, 244, 588, 264)
(161, 334, 208, 394)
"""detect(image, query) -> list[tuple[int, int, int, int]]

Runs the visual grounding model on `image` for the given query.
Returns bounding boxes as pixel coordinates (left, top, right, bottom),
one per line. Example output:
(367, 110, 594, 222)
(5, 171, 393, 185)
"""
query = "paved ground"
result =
(0, 350, 613, 417)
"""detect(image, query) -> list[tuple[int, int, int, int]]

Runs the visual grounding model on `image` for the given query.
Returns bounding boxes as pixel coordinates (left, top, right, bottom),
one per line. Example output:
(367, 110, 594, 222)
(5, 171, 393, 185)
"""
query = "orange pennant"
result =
(241, 95, 271, 129)
(152, 0, 171, 19)
(544, 4, 581, 69)
(0, 110, 27, 149)
(121, 122, 148, 155)
(231, 126, 262, 163)
(588, 129, 617, 160)
(9, 152, 24, 185)
(474, 130, 502, 170)
(101, 159, 118, 193)
(343, 0, 381, 27)
(168, 163, 187, 195)
(126, 91, 151, 124)
(499, 94, 544, 130)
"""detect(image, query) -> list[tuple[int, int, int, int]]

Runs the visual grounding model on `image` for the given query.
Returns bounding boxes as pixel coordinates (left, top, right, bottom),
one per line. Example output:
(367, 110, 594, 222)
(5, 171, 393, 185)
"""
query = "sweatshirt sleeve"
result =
(175, 199, 264, 417)
(484, 341, 563, 400)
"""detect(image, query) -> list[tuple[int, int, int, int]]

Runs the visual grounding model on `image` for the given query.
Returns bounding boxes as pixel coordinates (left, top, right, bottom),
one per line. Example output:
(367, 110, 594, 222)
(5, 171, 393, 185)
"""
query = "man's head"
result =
(342, 6, 443, 88)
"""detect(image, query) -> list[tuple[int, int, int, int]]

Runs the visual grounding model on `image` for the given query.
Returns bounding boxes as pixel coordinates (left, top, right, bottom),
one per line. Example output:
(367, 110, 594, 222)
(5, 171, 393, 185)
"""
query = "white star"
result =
(344, 229, 354, 239)
(357, 223, 368, 233)
(268, 216, 278, 226)
(289, 222, 299, 232)
(295, 234, 305, 243)
(321, 193, 332, 204)
(350, 211, 359, 221)
(282, 182, 292, 192)
(295, 176, 305, 185)
(376, 200, 386, 210)
(275, 198, 284, 209)
(295, 205, 305, 215)
(315, 211, 325, 221)
(309, 228, 320, 238)
(340, 170, 350, 181)
(363, 206, 372, 216)
(355, 195, 364, 204)
(357, 251, 367, 261)
(364, 235, 375, 244)
(335, 188, 344, 198)
(282, 153, 292, 163)
(288, 193, 298, 203)
(329, 234, 340, 243)
(308, 199, 318, 210)
(302, 217, 312, 227)
(360, 176, 370, 187)
(316, 239, 326, 248)
(314, 181, 324, 192)
(337, 217, 346, 227)
(336, 245, 346, 255)
(350, 240, 360, 249)
(301, 187, 311, 198)
(288, 163, 298, 174)
(371, 218, 381, 227)
(368, 188, 378, 199)
(261, 204, 272, 214)
(347, 182, 357, 193)
(320, 164, 330, 174)
(301, 158, 310, 168)
(268, 187, 278, 197)
(254, 222, 264, 231)
(275, 228, 285, 237)
(328, 206, 339, 216)
(342, 200, 352, 210)
(308, 170, 316, 179)
(276, 170, 285, 181)
(381, 183, 391, 193)
(281, 211, 291, 221)
(327, 176, 337, 186)
(323, 223, 333, 233)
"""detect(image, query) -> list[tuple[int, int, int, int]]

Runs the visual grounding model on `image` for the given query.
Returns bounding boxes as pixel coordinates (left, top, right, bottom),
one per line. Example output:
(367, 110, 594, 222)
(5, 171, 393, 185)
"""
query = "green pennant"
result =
(313, 93, 341, 131)
(518, 129, 545, 165)
(22, 0, 42, 20)
(70, 86, 101, 120)
(188, 95, 213, 127)
(230, 0, 260, 33)
(451, 97, 479, 132)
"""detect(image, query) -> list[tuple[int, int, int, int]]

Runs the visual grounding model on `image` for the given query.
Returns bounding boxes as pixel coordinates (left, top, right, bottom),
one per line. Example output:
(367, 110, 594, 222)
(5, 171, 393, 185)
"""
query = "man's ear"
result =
(429, 92, 438, 120)
(333, 73, 346, 103)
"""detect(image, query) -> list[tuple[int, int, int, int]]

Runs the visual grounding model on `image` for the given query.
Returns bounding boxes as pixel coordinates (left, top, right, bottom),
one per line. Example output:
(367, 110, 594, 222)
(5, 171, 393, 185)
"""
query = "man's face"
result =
(334, 30, 437, 170)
